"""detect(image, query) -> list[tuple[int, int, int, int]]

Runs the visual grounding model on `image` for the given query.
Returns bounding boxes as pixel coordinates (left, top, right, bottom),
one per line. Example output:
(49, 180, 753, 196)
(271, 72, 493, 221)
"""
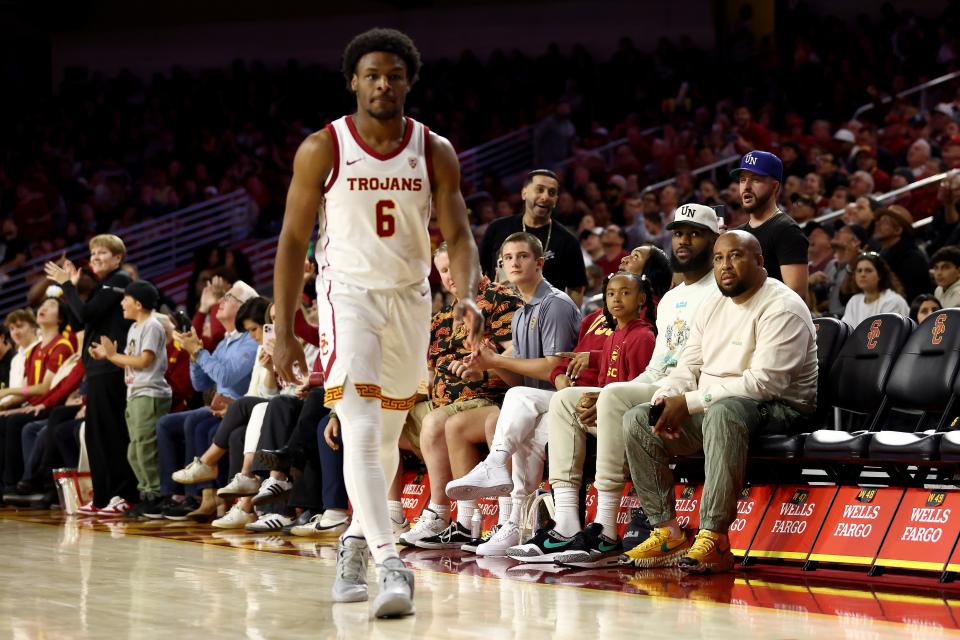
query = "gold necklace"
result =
(522, 219, 552, 254)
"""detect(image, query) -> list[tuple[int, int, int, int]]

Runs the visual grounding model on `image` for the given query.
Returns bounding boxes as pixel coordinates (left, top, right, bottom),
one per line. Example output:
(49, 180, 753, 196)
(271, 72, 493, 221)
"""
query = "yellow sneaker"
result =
(678, 529, 734, 574)
(619, 527, 691, 568)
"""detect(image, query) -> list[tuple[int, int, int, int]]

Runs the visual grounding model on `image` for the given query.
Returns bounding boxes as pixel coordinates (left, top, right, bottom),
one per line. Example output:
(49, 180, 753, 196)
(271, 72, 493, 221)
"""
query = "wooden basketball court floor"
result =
(1, 507, 958, 639)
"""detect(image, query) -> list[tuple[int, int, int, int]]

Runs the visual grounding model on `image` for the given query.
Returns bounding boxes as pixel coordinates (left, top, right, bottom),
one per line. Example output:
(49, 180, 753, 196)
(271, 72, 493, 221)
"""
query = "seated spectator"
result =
(0, 325, 14, 395)
(930, 246, 960, 309)
(848, 171, 875, 198)
(804, 222, 834, 312)
(398, 243, 522, 547)
(818, 223, 868, 317)
(873, 206, 933, 302)
(841, 252, 910, 328)
(579, 228, 603, 268)
(788, 194, 817, 223)
(621, 231, 817, 574)
(594, 225, 629, 276)
(192, 274, 232, 352)
(910, 293, 943, 325)
(153, 280, 259, 520)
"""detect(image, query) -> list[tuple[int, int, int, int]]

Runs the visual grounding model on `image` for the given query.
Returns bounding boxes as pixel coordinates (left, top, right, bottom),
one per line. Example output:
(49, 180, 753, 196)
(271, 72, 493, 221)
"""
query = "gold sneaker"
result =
(678, 529, 734, 574)
(619, 527, 691, 568)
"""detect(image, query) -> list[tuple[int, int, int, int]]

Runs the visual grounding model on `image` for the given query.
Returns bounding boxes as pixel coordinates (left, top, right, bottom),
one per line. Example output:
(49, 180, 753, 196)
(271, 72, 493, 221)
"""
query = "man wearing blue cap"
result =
(731, 151, 809, 300)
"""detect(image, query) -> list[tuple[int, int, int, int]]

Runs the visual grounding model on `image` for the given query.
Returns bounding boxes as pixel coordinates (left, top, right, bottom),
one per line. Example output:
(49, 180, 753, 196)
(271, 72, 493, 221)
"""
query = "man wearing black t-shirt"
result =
(479, 170, 587, 306)
(732, 151, 809, 300)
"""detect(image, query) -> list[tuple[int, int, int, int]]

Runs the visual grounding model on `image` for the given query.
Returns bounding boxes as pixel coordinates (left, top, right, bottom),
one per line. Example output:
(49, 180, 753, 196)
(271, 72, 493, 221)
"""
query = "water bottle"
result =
(470, 507, 482, 539)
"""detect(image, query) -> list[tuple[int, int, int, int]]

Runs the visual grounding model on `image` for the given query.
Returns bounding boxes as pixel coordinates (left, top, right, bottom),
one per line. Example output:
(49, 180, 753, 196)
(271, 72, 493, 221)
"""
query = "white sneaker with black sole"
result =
(244, 513, 295, 532)
(461, 523, 502, 554)
(251, 477, 292, 506)
(414, 521, 472, 549)
(398, 508, 446, 547)
(291, 511, 348, 537)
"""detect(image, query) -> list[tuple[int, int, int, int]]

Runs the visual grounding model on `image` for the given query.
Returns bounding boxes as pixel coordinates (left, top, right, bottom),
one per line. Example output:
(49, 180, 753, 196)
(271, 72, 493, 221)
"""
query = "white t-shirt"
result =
(841, 289, 910, 329)
(633, 270, 720, 384)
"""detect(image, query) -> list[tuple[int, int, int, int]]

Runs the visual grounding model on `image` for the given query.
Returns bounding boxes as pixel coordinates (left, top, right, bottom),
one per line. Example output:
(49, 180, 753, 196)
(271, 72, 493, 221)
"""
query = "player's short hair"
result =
(342, 28, 422, 86)
(5, 308, 37, 328)
(89, 234, 126, 259)
(522, 169, 560, 189)
(500, 232, 544, 260)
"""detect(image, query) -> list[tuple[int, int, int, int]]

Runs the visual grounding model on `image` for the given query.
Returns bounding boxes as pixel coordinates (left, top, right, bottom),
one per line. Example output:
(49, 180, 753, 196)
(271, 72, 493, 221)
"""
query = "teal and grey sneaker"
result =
(332, 536, 369, 603)
(552, 523, 622, 568)
(373, 557, 415, 618)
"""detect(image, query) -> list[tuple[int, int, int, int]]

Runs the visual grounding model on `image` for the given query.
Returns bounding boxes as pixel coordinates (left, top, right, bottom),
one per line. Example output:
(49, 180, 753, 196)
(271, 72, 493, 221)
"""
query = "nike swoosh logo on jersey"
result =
(346, 158, 362, 165)
(542, 538, 569, 549)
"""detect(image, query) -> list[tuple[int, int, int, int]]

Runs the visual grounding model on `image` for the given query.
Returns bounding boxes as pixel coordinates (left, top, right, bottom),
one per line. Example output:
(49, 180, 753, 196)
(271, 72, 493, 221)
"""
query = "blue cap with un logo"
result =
(730, 150, 783, 182)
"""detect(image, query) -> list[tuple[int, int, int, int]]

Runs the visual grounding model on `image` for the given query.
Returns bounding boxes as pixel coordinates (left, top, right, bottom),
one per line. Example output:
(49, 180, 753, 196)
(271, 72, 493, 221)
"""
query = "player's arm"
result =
(273, 130, 333, 383)
(431, 132, 483, 347)
(780, 264, 809, 302)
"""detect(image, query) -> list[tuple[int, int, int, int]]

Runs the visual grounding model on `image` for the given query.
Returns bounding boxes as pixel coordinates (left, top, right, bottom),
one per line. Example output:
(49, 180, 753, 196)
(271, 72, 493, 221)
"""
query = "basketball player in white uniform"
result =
(273, 29, 482, 618)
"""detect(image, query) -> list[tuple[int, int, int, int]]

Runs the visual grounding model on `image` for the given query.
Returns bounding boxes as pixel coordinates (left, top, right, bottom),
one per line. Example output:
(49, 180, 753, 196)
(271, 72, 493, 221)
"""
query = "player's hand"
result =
(651, 395, 689, 440)
(454, 298, 484, 350)
(273, 329, 308, 386)
(557, 351, 589, 380)
(323, 415, 341, 451)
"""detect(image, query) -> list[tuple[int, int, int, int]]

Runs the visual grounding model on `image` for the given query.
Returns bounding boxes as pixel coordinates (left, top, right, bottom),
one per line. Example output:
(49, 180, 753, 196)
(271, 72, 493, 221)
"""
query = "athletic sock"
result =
(552, 486, 581, 538)
(429, 502, 450, 523)
(487, 448, 510, 467)
(497, 496, 512, 526)
(387, 500, 404, 523)
(456, 500, 477, 529)
(594, 490, 621, 540)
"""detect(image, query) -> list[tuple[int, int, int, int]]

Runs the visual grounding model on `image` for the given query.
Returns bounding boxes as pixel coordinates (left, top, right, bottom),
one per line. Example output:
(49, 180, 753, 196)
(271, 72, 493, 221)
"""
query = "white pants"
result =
(491, 387, 555, 499)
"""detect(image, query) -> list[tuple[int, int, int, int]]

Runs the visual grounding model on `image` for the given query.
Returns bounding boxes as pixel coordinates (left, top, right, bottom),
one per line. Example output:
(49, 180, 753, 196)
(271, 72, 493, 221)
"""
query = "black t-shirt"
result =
(479, 215, 587, 292)
(736, 212, 809, 283)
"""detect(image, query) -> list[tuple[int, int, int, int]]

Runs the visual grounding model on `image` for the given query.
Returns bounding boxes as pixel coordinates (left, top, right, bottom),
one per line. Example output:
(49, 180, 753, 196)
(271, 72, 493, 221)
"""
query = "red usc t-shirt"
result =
(25, 337, 75, 386)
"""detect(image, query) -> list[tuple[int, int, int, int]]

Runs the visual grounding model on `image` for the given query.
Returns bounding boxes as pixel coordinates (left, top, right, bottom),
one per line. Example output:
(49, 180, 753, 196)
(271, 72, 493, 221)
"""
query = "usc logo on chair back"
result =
(932, 313, 947, 346)
(866, 319, 882, 350)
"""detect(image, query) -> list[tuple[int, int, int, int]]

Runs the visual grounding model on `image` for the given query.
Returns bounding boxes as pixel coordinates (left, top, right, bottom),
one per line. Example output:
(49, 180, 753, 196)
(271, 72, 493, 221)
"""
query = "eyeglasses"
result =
(858, 251, 880, 259)
(223, 293, 241, 304)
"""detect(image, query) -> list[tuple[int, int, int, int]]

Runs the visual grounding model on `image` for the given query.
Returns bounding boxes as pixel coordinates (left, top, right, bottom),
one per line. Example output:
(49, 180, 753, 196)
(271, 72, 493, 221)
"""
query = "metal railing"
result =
(641, 155, 741, 194)
(458, 126, 534, 188)
(852, 70, 960, 121)
(808, 169, 958, 229)
(0, 190, 253, 315)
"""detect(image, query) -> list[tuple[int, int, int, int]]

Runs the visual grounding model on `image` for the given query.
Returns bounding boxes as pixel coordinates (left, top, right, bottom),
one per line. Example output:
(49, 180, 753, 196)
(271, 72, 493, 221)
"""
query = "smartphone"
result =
(648, 402, 665, 426)
(262, 323, 275, 356)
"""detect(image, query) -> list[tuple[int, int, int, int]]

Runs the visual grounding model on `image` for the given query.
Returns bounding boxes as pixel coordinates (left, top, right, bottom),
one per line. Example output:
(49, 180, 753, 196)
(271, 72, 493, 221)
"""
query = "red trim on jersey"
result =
(324, 123, 340, 192)
(322, 279, 338, 380)
(423, 125, 435, 188)
(345, 115, 415, 161)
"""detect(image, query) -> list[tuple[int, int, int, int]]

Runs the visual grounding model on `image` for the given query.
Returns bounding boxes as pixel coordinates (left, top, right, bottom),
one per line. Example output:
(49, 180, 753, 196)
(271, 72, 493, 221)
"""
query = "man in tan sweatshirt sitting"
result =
(619, 230, 817, 574)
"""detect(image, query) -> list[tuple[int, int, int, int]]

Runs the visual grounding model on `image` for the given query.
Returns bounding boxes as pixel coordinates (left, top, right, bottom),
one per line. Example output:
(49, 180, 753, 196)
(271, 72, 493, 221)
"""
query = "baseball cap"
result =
(125, 281, 159, 311)
(835, 222, 870, 245)
(231, 280, 258, 304)
(833, 128, 856, 143)
(729, 150, 783, 182)
(666, 203, 720, 234)
(803, 220, 833, 238)
(607, 174, 627, 191)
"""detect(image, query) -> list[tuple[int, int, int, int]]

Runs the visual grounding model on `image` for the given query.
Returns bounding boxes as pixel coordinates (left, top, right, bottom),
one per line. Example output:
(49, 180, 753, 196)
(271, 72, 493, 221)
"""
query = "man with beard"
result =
(620, 231, 816, 574)
(533, 204, 721, 561)
(479, 170, 587, 306)
(733, 151, 809, 301)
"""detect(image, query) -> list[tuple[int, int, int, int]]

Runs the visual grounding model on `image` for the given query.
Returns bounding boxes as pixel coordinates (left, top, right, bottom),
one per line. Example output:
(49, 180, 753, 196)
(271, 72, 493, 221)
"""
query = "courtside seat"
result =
(804, 313, 914, 459)
(866, 309, 960, 461)
(752, 317, 850, 458)
(940, 431, 960, 460)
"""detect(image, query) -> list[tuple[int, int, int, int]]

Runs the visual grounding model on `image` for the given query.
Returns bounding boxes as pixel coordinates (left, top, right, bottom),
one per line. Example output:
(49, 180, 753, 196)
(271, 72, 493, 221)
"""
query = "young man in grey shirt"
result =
(89, 280, 171, 515)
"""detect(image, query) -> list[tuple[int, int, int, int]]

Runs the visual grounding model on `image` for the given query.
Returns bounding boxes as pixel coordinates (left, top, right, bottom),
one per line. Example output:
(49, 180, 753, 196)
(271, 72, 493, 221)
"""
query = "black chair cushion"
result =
(752, 434, 806, 458)
(939, 431, 960, 460)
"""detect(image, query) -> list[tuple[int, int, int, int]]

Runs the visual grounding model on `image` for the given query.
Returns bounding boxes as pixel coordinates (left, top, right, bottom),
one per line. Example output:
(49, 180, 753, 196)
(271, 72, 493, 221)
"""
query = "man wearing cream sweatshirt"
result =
(620, 230, 817, 574)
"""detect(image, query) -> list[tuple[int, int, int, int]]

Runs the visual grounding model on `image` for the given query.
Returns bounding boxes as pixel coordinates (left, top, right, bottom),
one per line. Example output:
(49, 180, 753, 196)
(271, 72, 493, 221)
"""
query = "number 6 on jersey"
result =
(376, 199, 397, 238)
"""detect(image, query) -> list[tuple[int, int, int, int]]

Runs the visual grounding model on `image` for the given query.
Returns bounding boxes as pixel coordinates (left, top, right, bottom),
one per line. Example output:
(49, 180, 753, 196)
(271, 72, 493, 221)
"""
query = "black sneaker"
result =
(142, 496, 179, 519)
(281, 509, 318, 534)
(505, 520, 576, 563)
(461, 523, 502, 553)
(126, 496, 163, 519)
(414, 521, 473, 549)
(162, 497, 200, 520)
(552, 523, 622, 568)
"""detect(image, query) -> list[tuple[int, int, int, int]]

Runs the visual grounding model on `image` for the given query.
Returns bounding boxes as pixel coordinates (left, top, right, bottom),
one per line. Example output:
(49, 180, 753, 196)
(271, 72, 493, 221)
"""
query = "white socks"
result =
(497, 497, 512, 526)
(387, 500, 404, 524)
(594, 490, 621, 540)
(552, 486, 581, 537)
(428, 502, 450, 523)
(456, 500, 477, 528)
(487, 448, 510, 467)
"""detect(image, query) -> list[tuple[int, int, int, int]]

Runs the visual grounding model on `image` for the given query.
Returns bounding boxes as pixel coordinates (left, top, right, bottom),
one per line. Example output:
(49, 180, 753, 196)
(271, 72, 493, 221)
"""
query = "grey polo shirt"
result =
(511, 278, 581, 389)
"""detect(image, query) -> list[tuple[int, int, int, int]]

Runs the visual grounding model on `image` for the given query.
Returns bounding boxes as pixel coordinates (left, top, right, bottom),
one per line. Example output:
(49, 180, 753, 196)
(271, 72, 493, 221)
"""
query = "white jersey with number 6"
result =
(317, 115, 434, 290)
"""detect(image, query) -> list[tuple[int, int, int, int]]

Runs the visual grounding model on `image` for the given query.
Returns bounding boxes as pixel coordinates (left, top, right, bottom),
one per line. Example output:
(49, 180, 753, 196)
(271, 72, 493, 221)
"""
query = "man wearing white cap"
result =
(510, 204, 721, 566)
